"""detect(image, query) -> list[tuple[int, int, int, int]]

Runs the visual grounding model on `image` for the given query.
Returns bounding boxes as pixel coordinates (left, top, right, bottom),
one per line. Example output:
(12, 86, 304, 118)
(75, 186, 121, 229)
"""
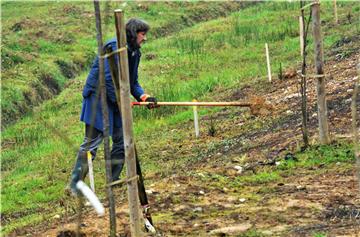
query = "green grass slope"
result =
(1, 1, 250, 129)
(1, 1, 359, 235)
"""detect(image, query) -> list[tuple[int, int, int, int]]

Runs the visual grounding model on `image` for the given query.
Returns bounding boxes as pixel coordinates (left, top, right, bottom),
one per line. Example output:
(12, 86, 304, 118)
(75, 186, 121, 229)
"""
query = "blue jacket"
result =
(80, 38, 145, 135)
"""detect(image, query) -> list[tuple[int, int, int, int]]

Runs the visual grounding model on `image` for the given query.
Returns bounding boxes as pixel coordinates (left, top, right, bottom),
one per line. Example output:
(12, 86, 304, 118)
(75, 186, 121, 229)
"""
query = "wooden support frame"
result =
(113, 9, 143, 236)
(353, 63, 360, 189)
(105, 36, 156, 234)
(93, 1, 117, 236)
(311, 1, 330, 144)
(299, 0, 311, 148)
(92, 1, 118, 236)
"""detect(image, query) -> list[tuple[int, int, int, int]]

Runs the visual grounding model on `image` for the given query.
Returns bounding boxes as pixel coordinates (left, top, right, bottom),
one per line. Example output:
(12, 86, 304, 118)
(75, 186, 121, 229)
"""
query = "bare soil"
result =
(11, 50, 360, 236)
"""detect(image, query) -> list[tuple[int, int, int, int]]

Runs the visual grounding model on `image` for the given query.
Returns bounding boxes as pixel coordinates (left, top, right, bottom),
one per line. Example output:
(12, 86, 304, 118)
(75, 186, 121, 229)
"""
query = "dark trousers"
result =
(70, 124, 125, 188)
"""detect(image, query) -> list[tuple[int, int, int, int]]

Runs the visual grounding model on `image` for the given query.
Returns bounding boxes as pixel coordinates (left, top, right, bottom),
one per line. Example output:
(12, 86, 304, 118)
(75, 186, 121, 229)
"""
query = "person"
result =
(69, 18, 157, 195)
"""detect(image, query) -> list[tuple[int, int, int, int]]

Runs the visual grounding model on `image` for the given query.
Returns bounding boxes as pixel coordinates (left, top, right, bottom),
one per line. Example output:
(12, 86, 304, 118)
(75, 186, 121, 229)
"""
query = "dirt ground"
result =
(12, 49, 360, 236)
(35, 168, 360, 237)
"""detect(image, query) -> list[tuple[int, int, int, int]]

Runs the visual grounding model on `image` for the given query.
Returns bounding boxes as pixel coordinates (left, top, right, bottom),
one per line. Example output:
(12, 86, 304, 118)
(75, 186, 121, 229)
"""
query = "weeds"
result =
(312, 233, 327, 237)
(234, 171, 281, 186)
(239, 229, 266, 237)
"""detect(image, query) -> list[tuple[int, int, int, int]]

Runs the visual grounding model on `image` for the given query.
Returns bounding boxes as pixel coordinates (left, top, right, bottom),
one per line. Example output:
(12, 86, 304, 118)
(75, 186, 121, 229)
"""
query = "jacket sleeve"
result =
(130, 70, 145, 101)
(129, 51, 145, 101)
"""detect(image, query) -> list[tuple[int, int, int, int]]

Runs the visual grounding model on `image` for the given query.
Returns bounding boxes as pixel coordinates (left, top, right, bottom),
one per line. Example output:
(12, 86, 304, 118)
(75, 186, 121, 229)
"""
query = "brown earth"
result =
(11, 47, 360, 236)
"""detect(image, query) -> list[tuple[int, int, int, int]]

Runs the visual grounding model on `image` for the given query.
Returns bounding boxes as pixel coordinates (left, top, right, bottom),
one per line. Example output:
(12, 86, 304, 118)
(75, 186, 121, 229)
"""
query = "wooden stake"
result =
(87, 151, 95, 192)
(299, 15, 304, 57)
(106, 46, 156, 233)
(76, 197, 84, 237)
(299, 0, 309, 148)
(93, 1, 117, 236)
(193, 99, 200, 138)
(265, 43, 272, 82)
(311, 1, 330, 144)
(333, 0, 338, 25)
(352, 62, 360, 189)
(114, 9, 143, 236)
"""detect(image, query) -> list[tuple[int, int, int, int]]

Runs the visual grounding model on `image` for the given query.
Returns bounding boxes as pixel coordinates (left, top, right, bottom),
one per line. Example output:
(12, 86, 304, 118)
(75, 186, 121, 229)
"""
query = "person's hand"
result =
(145, 97, 159, 109)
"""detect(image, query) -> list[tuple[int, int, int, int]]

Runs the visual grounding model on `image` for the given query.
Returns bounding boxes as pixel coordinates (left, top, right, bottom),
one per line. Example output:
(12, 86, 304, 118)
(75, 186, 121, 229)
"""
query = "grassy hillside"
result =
(2, 1, 360, 235)
(1, 1, 250, 128)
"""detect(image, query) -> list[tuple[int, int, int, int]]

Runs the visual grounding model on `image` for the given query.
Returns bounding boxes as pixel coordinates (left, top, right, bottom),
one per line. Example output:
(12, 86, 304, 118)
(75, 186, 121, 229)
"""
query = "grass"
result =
(277, 142, 355, 171)
(1, 1, 359, 235)
(236, 171, 281, 186)
(1, 1, 246, 128)
(189, 141, 354, 194)
(134, 0, 358, 121)
(230, 142, 354, 190)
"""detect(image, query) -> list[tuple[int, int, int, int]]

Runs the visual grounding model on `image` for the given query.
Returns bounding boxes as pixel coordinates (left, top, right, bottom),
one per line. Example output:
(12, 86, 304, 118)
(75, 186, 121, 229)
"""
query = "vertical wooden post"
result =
(265, 43, 272, 82)
(114, 9, 143, 236)
(299, 0, 309, 148)
(87, 151, 95, 192)
(93, 1, 117, 237)
(333, 0, 338, 25)
(311, 1, 330, 144)
(76, 198, 84, 237)
(352, 62, 360, 189)
(299, 16, 304, 57)
(193, 99, 199, 138)
(106, 46, 156, 233)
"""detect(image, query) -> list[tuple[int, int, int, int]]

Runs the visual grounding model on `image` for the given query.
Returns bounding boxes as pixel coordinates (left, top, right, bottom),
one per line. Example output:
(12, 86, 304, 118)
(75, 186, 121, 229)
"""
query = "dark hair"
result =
(126, 18, 150, 49)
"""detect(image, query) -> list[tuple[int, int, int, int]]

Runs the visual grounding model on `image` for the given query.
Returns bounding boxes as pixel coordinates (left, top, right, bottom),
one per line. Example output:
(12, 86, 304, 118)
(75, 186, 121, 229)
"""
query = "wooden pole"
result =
(353, 62, 360, 190)
(193, 99, 200, 138)
(265, 43, 272, 82)
(104, 45, 121, 105)
(132, 101, 253, 107)
(76, 198, 84, 237)
(299, 0, 310, 148)
(299, 16, 304, 57)
(106, 46, 156, 233)
(93, 1, 117, 236)
(311, 1, 330, 144)
(333, 0, 338, 25)
(87, 151, 95, 192)
(114, 9, 143, 236)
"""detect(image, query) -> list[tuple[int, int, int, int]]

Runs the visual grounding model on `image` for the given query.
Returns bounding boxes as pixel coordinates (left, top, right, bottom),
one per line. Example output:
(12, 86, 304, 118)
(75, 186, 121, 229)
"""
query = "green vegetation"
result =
(277, 142, 354, 171)
(239, 229, 266, 237)
(312, 233, 327, 237)
(232, 142, 353, 190)
(1, 1, 359, 235)
(1, 1, 246, 128)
